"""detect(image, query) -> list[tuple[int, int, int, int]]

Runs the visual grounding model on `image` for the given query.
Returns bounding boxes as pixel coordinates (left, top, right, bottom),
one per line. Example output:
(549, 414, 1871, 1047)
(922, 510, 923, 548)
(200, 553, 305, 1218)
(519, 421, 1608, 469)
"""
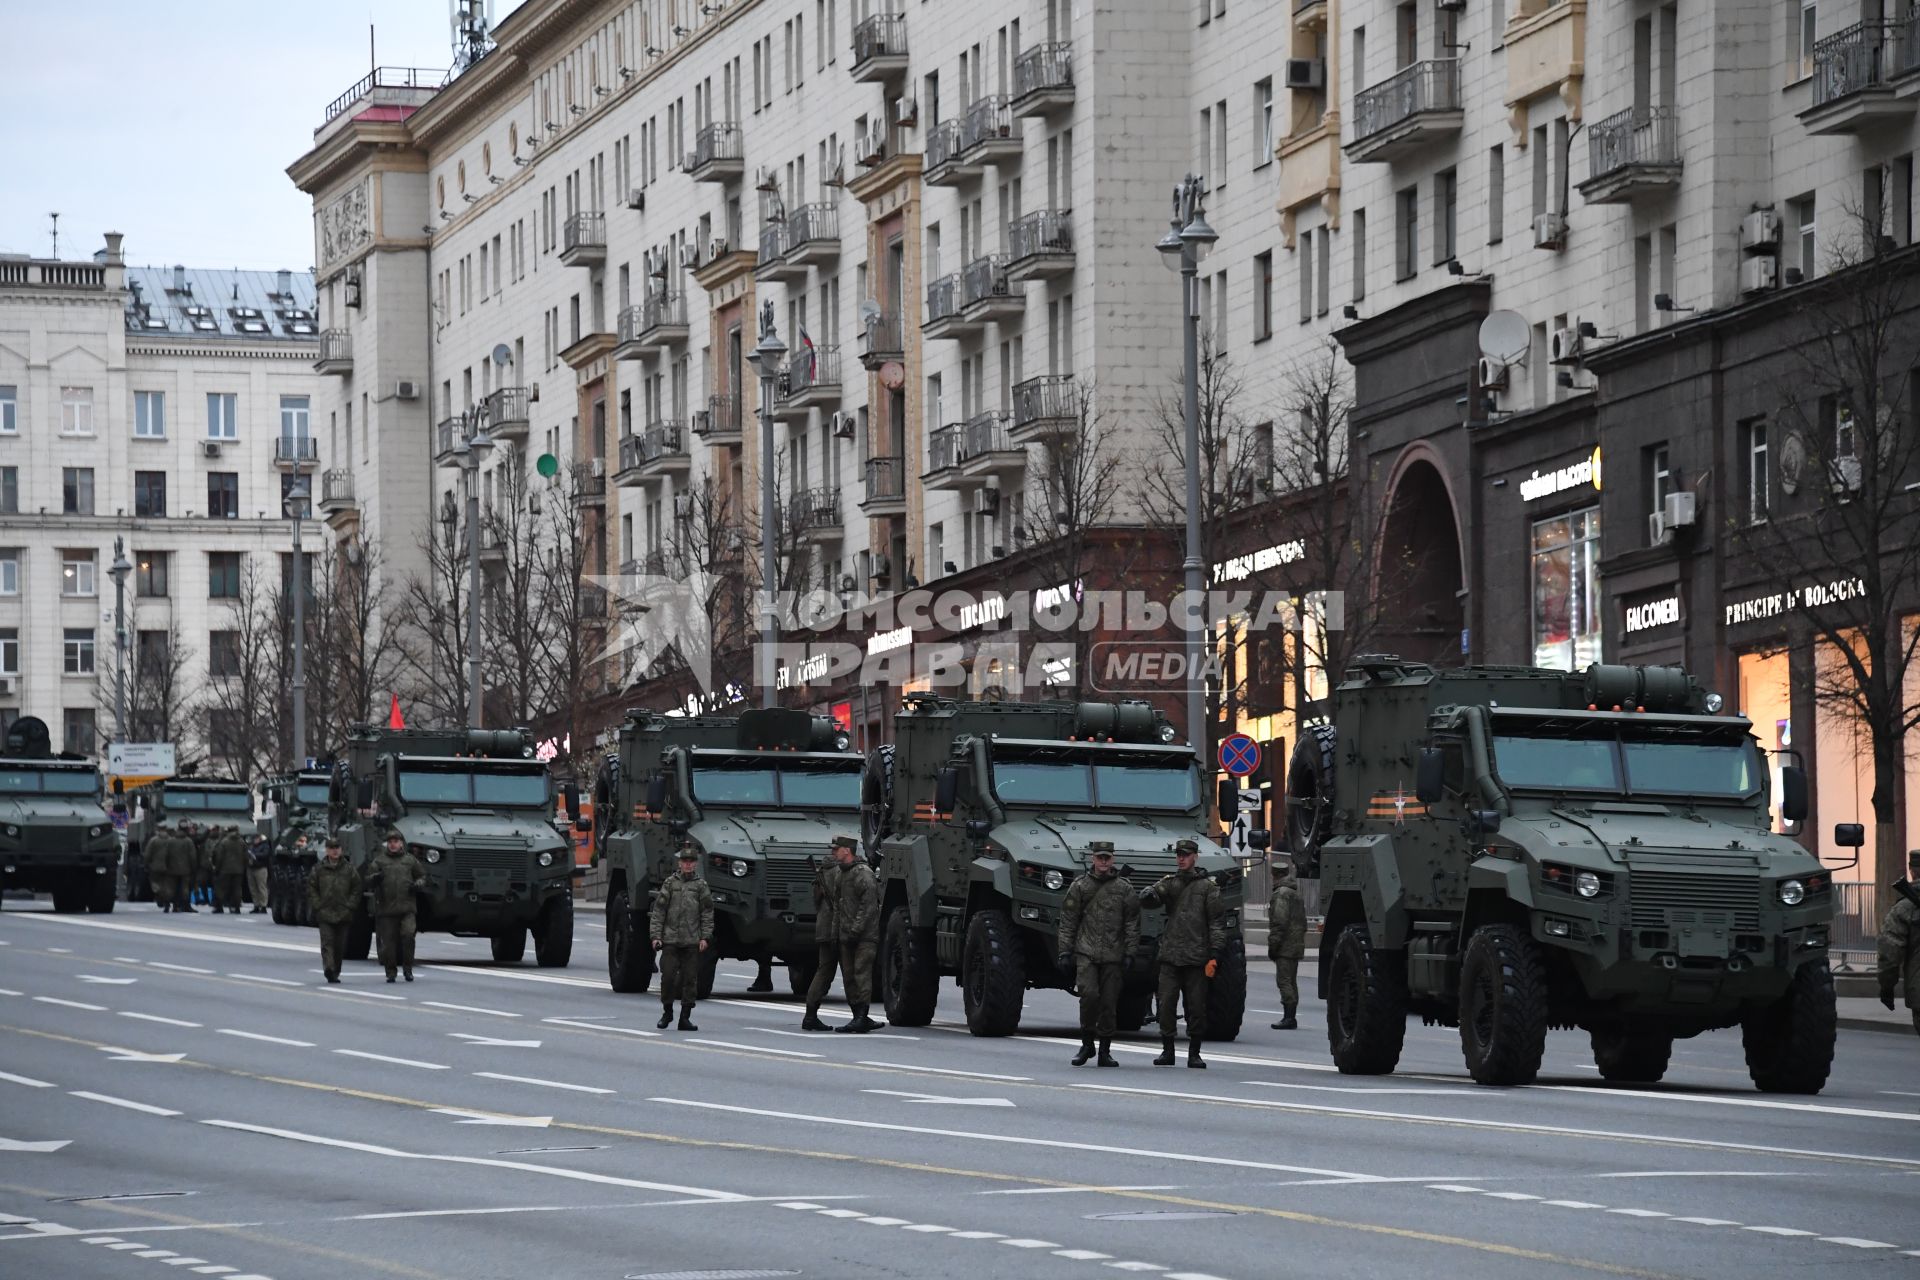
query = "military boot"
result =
(748, 962, 774, 994)
(1187, 1038, 1207, 1069)
(1273, 1003, 1298, 1031)
(850, 1007, 883, 1034)
(800, 1010, 833, 1032)
(677, 1004, 698, 1032)
(1096, 1040, 1120, 1068)
(1071, 1040, 1096, 1067)
(1153, 1038, 1177, 1066)
(657, 1004, 674, 1029)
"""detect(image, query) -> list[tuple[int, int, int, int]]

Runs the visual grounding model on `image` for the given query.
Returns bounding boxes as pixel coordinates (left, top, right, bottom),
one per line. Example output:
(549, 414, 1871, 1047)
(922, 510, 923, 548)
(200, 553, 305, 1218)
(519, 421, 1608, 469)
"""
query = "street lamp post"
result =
(1156, 174, 1218, 768)
(746, 301, 787, 710)
(284, 479, 311, 768)
(107, 539, 132, 745)
(461, 416, 496, 728)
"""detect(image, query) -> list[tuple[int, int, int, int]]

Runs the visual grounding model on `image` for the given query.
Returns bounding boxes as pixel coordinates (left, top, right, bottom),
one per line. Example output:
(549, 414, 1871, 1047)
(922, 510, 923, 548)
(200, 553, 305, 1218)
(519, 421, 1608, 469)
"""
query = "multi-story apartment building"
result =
(0, 235, 322, 762)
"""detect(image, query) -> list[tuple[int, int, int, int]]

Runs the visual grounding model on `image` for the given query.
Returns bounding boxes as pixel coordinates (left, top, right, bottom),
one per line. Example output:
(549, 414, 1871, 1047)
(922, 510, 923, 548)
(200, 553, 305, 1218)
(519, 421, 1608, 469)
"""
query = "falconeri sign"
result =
(1520, 447, 1604, 503)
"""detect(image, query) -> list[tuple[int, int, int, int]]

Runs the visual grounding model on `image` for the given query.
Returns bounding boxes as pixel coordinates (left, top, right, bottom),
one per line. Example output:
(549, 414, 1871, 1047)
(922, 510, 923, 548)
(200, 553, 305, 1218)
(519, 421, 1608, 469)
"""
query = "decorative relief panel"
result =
(318, 178, 372, 270)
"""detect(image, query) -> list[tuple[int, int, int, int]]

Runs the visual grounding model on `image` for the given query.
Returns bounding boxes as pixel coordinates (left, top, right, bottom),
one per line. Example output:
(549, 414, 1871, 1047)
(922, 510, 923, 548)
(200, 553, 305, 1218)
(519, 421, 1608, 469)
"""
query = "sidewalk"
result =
(1837, 996, 1916, 1036)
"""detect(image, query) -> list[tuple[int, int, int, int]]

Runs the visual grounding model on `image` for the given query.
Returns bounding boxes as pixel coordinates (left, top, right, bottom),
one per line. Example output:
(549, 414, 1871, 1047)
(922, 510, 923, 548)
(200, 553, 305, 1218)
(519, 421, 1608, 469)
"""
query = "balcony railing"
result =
(865, 455, 906, 501)
(784, 202, 839, 257)
(1350, 58, 1462, 150)
(700, 393, 743, 438)
(274, 437, 319, 468)
(1811, 19, 1912, 107)
(434, 413, 469, 462)
(320, 468, 355, 508)
(758, 221, 789, 266)
(961, 95, 1015, 157)
(930, 424, 966, 473)
(1012, 373, 1078, 434)
(925, 117, 967, 179)
(573, 460, 607, 499)
(641, 289, 687, 337)
(794, 486, 842, 532)
(316, 328, 353, 374)
(481, 385, 529, 433)
(1012, 42, 1074, 115)
(862, 313, 905, 366)
(964, 411, 1017, 459)
(926, 273, 962, 328)
(642, 423, 686, 462)
(687, 121, 744, 178)
(324, 65, 442, 124)
(962, 254, 1013, 307)
(782, 344, 841, 398)
(1007, 209, 1074, 279)
(561, 212, 606, 264)
(1582, 106, 1682, 192)
(852, 12, 908, 79)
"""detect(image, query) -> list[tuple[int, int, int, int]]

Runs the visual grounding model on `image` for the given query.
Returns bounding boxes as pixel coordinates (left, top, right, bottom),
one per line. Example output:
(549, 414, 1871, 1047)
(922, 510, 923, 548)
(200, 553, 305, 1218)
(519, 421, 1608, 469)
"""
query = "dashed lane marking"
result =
(148, 963, 218, 974)
(226, 974, 303, 988)
(0, 1071, 55, 1088)
(70, 1090, 181, 1116)
(1745, 1227, 1818, 1237)
(332, 1050, 447, 1070)
(421, 1002, 520, 1018)
(855, 1061, 1030, 1082)
(119, 1012, 201, 1028)
(33, 997, 107, 1011)
(216, 1030, 314, 1047)
(1056, 1250, 1114, 1261)
(686, 1038, 820, 1059)
(1820, 1237, 1897, 1249)
(471, 1072, 613, 1094)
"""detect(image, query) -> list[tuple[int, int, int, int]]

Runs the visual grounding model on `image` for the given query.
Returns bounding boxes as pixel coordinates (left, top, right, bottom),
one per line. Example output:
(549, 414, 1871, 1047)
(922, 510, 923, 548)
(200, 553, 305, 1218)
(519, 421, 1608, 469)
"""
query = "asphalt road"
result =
(1, 902, 1916, 1280)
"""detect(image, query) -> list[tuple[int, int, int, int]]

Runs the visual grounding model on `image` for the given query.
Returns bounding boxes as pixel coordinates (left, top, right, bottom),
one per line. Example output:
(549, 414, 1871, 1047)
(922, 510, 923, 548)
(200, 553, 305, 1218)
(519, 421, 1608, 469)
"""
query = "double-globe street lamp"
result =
(746, 302, 787, 710)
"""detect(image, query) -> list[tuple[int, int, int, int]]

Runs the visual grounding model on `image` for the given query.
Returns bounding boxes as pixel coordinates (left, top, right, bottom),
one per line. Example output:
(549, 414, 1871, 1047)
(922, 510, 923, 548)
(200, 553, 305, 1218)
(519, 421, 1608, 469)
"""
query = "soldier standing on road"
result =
(1267, 855, 1308, 1031)
(1142, 838, 1228, 1068)
(190, 823, 214, 906)
(365, 831, 425, 983)
(830, 835, 883, 1033)
(800, 850, 843, 1031)
(246, 833, 270, 913)
(148, 825, 175, 913)
(309, 837, 361, 984)
(1057, 840, 1139, 1068)
(163, 825, 196, 914)
(213, 826, 248, 914)
(650, 845, 714, 1030)
(1877, 850, 1920, 1036)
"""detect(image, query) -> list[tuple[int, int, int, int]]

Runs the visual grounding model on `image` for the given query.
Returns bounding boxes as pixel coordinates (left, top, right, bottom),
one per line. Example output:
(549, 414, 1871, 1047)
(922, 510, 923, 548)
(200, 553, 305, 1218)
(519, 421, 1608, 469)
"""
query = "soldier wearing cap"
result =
(829, 834, 884, 1033)
(1057, 840, 1139, 1067)
(1878, 850, 1920, 1036)
(800, 842, 844, 1031)
(1140, 837, 1228, 1068)
(650, 843, 714, 1030)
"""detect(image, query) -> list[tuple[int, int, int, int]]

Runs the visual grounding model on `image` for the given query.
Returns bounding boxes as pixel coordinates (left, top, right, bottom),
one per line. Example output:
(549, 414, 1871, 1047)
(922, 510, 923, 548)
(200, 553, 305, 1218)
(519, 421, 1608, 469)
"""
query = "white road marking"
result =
(0, 1136, 70, 1152)
(1056, 1249, 1114, 1261)
(149, 962, 219, 974)
(1591, 1171, 1803, 1179)
(333, 1049, 448, 1070)
(77, 975, 137, 985)
(472, 1072, 613, 1094)
(423, 1002, 521, 1018)
(856, 1216, 913, 1226)
(190, 1267, 238, 1275)
(816, 1209, 867, 1218)
(999, 1238, 1061, 1248)
(1243, 1080, 1473, 1097)
(159, 1256, 208, 1266)
(863, 1089, 1014, 1107)
(948, 1230, 1005, 1239)
(1746, 1227, 1819, 1237)
(119, 1012, 201, 1028)
(1821, 1237, 1896, 1249)
(776, 1202, 824, 1210)
(0, 988, 19, 996)
(320, 988, 406, 1001)
(70, 1091, 179, 1117)
(13, 917, 310, 955)
(979, 1186, 1180, 1196)
(749, 1027, 825, 1039)
(33, 996, 108, 1011)
(449, 1033, 543, 1048)
(99, 1048, 186, 1063)
(1165, 1272, 1234, 1280)
(543, 1018, 660, 1038)
(687, 1038, 821, 1059)
(1669, 1217, 1741, 1226)
(430, 1109, 554, 1127)
(134, 1249, 176, 1257)
(903, 1224, 957, 1233)
(47, 947, 71, 953)
(1541, 1200, 1605, 1209)
(1102, 1263, 1167, 1272)
(226, 973, 303, 987)
(1607, 1209, 1669, 1218)
(0, 1071, 55, 1088)
(1882, 1090, 1920, 1099)
(651, 1098, 1386, 1181)
(215, 1029, 315, 1047)
(106, 1242, 152, 1249)
(81, 1236, 123, 1242)
(1528, 1082, 1920, 1125)
(1483, 1192, 1541, 1201)
(856, 1061, 1030, 1082)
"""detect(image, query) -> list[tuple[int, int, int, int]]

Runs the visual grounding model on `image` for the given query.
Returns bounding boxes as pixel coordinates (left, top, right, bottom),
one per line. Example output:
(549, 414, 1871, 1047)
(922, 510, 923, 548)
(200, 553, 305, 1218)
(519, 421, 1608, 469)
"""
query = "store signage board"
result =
(1211, 540, 1306, 585)
(1723, 575, 1867, 627)
(1623, 594, 1682, 634)
(1519, 447, 1603, 503)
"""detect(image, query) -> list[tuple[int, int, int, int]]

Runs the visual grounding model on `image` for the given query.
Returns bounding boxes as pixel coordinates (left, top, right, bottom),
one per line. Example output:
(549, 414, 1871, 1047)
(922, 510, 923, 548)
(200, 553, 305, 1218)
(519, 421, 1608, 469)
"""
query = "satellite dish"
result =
(492, 343, 513, 366)
(859, 299, 883, 325)
(1478, 310, 1531, 365)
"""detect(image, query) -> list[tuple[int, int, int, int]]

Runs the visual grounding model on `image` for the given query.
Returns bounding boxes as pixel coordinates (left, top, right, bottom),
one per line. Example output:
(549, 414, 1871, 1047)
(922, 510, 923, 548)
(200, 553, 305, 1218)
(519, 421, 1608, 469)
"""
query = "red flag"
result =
(388, 693, 405, 729)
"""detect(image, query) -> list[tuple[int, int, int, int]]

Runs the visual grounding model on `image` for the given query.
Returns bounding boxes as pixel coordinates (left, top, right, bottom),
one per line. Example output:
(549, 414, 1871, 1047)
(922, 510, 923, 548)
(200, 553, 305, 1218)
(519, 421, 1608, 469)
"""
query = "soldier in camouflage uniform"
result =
(147, 825, 177, 913)
(161, 825, 196, 914)
(1267, 855, 1308, 1030)
(365, 831, 426, 982)
(1878, 850, 1920, 1037)
(830, 834, 883, 1034)
(800, 850, 842, 1031)
(308, 837, 362, 983)
(1057, 840, 1139, 1067)
(1141, 837, 1228, 1068)
(650, 845, 714, 1030)
(212, 826, 249, 914)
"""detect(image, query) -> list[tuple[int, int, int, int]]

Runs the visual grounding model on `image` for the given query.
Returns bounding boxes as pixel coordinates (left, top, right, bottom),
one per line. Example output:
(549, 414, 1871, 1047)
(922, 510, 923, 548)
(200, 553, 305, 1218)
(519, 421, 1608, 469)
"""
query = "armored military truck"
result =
(0, 717, 118, 913)
(124, 776, 254, 901)
(864, 695, 1250, 1039)
(599, 707, 860, 997)
(1288, 656, 1838, 1093)
(331, 725, 579, 966)
(258, 770, 332, 926)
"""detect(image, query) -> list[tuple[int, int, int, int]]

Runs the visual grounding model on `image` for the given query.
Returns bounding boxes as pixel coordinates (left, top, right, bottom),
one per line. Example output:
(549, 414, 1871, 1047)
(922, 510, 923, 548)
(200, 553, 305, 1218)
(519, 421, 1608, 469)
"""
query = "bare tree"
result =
(313, 539, 403, 747)
(479, 461, 553, 728)
(196, 560, 290, 782)
(394, 491, 473, 728)
(535, 464, 610, 750)
(98, 615, 195, 747)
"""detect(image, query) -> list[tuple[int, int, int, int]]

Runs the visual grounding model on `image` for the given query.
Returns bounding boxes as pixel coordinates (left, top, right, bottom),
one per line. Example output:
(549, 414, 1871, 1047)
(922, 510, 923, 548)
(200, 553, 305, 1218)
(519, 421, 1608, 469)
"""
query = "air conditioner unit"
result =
(709, 236, 732, 261)
(673, 493, 694, 519)
(1435, 0, 1466, 10)
(1830, 454, 1863, 492)
(893, 96, 918, 126)
(589, 458, 607, 478)
(0, 678, 12, 698)
(202, 441, 222, 459)
(1663, 490, 1696, 528)
(678, 244, 701, 270)
(1548, 327, 1581, 365)
(1740, 255, 1778, 295)
(626, 188, 645, 211)
(1533, 211, 1568, 250)
(1477, 356, 1509, 389)
(1284, 58, 1325, 90)
(690, 408, 712, 435)
(394, 380, 421, 400)
(830, 412, 855, 439)
(855, 131, 886, 166)
(1742, 208, 1781, 250)
(973, 488, 1001, 515)
(1647, 511, 1670, 545)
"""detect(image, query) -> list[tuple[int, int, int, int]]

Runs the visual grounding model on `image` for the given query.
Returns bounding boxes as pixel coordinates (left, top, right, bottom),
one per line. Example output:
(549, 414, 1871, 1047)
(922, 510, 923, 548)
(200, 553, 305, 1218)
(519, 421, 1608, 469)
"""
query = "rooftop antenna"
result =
(49, 212, 59, 261)
(450, 0, 495, 73)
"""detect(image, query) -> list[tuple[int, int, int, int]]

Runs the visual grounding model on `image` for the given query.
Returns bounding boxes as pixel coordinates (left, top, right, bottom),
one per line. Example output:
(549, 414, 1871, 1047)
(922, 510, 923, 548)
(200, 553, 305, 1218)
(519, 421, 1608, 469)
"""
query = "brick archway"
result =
(1373, 445, 1467, 667)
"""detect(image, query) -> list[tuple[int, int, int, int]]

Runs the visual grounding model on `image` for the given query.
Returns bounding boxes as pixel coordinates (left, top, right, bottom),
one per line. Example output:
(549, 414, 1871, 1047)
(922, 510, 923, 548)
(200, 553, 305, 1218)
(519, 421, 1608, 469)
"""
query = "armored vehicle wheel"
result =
(787, 953, 816, 997)
(1742, 959, 1836, 1095)
(1115, 990, 1152, 1032)
(344, 912, 373, 961)
(606, 890, 654, 993)
(534, 895, 573, 968)
(86, 873, 116, 914)
(491, 927, 528, 964)
(696, 945, 720, 1000)
(1458, 924, 1549, 1086)
(882, 905, 939, 1026)
(861, 745, 896, 852)
(1285, 724, 1339, 878)
(1590, 1026, 1673, 1083)
(50, 881, 84, 914)
(1205, 936, 1247, 1042)
(1326, 924, 1408, 1074)
(961, 908, 1025, 1036)
(269, 885, 286, 924)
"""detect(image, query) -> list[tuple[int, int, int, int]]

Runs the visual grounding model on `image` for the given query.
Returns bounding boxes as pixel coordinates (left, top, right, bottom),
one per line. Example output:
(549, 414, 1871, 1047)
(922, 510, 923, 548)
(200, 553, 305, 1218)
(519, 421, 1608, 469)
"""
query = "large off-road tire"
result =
(697, 944, 720, 1000)
(881, 905, 940, 1027)
(1286, 723, 1339, 878)
(534, 895, 573, 968)
(1590, 1026, 1673, 1084)
(860, 745, 896, 853)
(786, 953, 816, 998)
(1326, 924, 1408, 1075)
(960, 908, 1025, 1036)
(1115, 989, 1153, 1032)
(1742, 959, 1837, 1095)
(1458, 924, 1550, 1086)
(269, 877, 288, 924)
(1204, 936, 1248, 1042)
(87, 872, 117, 914)
(606, 889, 654, 993)
(344, 911, 374, 961)
(491, 926, 528, 964)
(50, 880, 84, 914)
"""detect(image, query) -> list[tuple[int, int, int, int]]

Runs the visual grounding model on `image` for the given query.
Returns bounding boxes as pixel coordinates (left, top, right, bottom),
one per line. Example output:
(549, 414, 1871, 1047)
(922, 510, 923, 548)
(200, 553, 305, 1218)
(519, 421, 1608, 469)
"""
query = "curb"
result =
(1838, 1015, 1916, 1037)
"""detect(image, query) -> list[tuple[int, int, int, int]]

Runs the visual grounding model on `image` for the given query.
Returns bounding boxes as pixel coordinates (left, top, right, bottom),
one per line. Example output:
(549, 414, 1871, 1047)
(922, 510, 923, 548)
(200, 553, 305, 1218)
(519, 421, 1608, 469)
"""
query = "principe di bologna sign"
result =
(1723, 575, 1868, 627)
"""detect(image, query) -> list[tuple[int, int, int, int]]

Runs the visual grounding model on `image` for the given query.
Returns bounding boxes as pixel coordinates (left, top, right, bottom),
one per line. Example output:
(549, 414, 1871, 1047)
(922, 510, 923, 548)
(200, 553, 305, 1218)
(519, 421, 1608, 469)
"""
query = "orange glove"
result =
(1204, 959, 1219, 979)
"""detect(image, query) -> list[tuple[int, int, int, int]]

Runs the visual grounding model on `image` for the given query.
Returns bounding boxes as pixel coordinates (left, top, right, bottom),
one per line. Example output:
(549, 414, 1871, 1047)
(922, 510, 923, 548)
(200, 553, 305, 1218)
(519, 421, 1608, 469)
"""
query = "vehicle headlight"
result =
(1157, 723, 1177, 743)
(90, 825, 107, 838)
(536, 851, 555, 867)
(1703, 692, 1725, 713)
(1575, 871, 1601, 899)
(422, 848, 442, 865)
(730, 858, 751, 878)
(3, 825, 16, 838)
(1779, 879, 1805, 906)
(1043, 869, 1065, 891)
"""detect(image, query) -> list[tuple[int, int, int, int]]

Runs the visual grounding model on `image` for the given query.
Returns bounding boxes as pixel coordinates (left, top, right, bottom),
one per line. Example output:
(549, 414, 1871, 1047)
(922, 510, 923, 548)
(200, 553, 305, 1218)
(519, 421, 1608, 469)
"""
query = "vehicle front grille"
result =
(762, 860, 816, 900)
(24, 826, 89, 853)
(453, 848, 529, 875)
(1628, 872, 1761, 932)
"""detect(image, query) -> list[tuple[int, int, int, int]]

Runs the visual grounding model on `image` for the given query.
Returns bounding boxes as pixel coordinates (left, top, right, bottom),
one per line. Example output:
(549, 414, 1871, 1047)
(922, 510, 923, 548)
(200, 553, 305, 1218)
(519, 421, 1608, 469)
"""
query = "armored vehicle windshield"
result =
(294, 781, 330, 807)
(164, 790, 253, 814)
(396, 763, 549, 808)
(990, 741, 1200, 811)
(1487, 711, 1764, 801)
(686, 753, 862, 808)
(0, 767, 100, 795)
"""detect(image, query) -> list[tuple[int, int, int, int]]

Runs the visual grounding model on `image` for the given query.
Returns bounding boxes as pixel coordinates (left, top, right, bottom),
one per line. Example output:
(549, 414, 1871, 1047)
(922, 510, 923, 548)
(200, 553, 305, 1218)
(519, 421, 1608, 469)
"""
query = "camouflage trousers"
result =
(1157, 963, 1208, 1040)
(317, 920, 351, 979)
(149, 874, 173, 907)
(1075, 958, 1123, 1040)
(659, 944, 701, 1006)
(217, 874, 245, 911)
(804, 942, 841, 1014)
(375, 913, 417, 974)
(839, 939, 877, 1009)
(1271, 956, 1301, 1006)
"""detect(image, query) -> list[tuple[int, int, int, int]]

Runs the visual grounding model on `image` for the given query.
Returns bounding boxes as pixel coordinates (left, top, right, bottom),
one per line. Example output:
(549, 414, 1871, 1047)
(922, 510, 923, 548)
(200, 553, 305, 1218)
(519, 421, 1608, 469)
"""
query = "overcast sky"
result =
(0, 1, 524, 270)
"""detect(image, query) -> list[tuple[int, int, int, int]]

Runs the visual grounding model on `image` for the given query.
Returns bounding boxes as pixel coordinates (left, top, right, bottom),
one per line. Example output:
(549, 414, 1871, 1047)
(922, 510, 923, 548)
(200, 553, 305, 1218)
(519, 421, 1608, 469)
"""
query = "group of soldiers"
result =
(305, 832, 428, 984)
(145, 824, 259, 915)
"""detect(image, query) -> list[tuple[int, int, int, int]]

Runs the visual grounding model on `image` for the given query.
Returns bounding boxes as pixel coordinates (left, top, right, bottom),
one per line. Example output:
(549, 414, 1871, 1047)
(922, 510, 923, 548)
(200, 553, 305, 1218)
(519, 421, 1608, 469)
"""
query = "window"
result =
(60, 386, 94, 435)
(207, 472, 239, 520)
(62, 467, 94, 515)
(1253, 250, 1274, 340)
(1793, 0, 1817, 80)
(134, 471, 167, 518)
(1532, 123, 1549, 220)
(1352, 208, 1367, 302)
(1531, 508, 1602, 671)
(0, 628, 15, 676)
(0, 386, 14, 434)
(208, 629, 241, 678)
(208, 551, 242, 600)
(62, 551, 96, 597)
(1488, 146, 1505, 244)
(0, 467, 15, 515)
(1741, 420, 1770, 525)
(1790, 193, 1816, 280)
(206, 392, 237, 440)
(134, 390, 166, 438)
(136, 551, 169, 598)
(63, 628, 95, 675)
(63, 708, 96, 757)
(1214, 98, 1229, 188)
(1645, 443, 1673, 536)
(1435, 167, 1458, 264)
(1316, 229, 1331, 316)
(1254, 78, 1274, 165)
(0, 551, 15, 596)
(279, 395, 311, 448)
(1396, 185, 1419, 280)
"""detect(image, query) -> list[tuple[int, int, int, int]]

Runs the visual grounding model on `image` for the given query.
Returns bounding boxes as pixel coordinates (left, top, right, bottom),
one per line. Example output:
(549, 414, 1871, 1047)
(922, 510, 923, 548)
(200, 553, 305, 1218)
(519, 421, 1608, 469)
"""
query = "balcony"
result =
(639, 290, 689, 347)
(960, 411, 1025, 480)
(1277, 120, 1341, 243)
(1011, 42, 1074, 118)
(1347, 59, 1463, 163)
(433, 413, 469, 466)
(860, 314, 905, 371)
(615, 424, 690, 487)
(315, 328, 353, 376)
(851, 12, 908, 83)
(1010, 373, 1078, 441)
(1006, 210, 1075, 282)
(479, 529, 507, 570)
(923, 273, 975, 341)
(924, 424, 975, 490)
(614, 304, 650, 361)
(319, 468, 357, 523)
(560, 212, 606, 267)
(481, 385, 529, 443)
(1578, 107, 1682, 204)
(961, 96, 1019, 166)
(756, 221, 806, 283)
(924, 118, 978, 186)
(1800, 20, 1917, 135)
(775, 345, 842, 419)
(574, 459, 607, 506)
(622, 549, 673, 579)
(696, 393, 744, 444)
(1504, 0, 1586, 140)
(861, 455, 908, 515)
(792, 487, 844, 543)
(960, 254, 1021, 323)
(783, 203, 840, 268)
(686, 122, 745, 183)
(273, 437, 319, 471)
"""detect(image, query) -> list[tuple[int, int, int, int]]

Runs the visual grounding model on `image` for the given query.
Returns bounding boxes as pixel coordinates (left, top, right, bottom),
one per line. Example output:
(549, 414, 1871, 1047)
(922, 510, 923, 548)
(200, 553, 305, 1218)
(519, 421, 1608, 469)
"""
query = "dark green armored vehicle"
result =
(0, 717, 118, 913)
(258, 770, 332, 925)
(1288, 656, 1837, 1093)
(864, 696, 1250, 1039)
(124, 776, 253, 901)
(599, 707, 860, 997)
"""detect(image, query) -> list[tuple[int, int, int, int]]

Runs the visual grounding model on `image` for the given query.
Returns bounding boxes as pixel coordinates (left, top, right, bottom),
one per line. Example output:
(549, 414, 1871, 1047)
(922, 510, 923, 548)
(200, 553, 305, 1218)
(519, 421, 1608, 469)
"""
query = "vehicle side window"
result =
(1439, 741, 1467, 796)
